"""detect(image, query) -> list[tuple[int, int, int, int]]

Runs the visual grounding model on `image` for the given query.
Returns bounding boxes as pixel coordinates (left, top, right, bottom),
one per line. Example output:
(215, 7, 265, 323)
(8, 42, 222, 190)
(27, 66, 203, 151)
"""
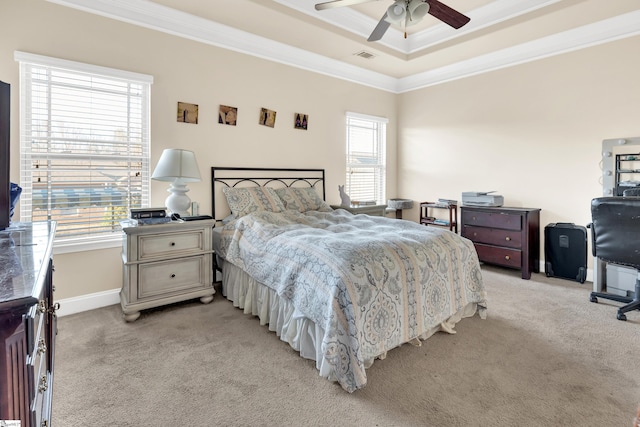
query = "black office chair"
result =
(589, 195, 640, 320)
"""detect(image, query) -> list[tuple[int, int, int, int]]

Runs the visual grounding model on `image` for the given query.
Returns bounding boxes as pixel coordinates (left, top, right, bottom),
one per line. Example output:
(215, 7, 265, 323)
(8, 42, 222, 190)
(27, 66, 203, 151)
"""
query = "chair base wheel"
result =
(617, 312, 627, 321)
(590, 294, 598, 303)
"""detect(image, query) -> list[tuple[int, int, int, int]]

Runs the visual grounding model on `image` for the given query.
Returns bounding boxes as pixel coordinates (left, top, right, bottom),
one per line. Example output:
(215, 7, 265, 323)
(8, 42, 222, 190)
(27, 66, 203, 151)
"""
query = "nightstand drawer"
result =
(474, 243, 522, 269)
(461, 210, 523, 231)
(138, 230, 204, 260)
(138, 256, 207, 299)
(462, 225, 522, 249)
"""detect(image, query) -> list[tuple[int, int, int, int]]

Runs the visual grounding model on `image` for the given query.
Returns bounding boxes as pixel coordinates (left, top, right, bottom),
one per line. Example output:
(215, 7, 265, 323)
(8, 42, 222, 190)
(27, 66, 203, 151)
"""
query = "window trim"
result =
(15, 51, 153, 254)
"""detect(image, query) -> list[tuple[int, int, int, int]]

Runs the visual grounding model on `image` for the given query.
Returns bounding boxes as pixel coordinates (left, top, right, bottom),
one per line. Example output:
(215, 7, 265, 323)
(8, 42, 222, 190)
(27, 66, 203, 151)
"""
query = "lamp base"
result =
(165, 182, 192, 217)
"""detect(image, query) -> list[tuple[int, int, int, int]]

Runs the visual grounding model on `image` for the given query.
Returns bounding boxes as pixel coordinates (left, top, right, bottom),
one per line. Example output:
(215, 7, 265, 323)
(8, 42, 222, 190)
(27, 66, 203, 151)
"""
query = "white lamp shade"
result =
(152, 148, 201, 216)
(385, 1, 406, 24)
(408, 0, 429, 20)
(151, 149, 201, 183)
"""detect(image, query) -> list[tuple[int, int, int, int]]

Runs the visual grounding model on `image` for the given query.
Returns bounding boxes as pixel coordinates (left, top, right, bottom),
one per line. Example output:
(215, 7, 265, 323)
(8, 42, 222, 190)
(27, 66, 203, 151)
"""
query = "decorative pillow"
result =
(223, 186, 286, 218)
(275, 187, 332, 213)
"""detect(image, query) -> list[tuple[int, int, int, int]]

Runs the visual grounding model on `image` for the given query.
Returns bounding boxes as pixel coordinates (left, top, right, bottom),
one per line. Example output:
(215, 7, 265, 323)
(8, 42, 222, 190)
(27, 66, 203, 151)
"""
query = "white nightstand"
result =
(120, 219, 216, 321)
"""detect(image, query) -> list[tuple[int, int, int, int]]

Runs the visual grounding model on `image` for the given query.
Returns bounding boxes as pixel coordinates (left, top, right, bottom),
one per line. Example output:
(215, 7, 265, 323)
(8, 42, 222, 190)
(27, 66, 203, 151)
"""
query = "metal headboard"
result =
(211, 167, 326, 222)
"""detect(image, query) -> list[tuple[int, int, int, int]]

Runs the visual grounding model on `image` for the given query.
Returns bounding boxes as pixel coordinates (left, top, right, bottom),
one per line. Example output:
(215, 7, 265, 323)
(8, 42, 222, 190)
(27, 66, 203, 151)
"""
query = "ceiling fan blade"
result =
(367, 12, 390, 42)
(315, 0, 378, 11)
(427, 0, 470, 29)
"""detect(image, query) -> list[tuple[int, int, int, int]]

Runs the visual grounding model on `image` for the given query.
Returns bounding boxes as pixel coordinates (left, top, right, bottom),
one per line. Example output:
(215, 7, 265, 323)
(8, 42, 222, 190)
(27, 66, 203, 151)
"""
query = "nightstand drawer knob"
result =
(505, 255, 510, 260)
(170, 242, 176, 246)
(505, 236, 511, 241)
(170, 273, 176, 278)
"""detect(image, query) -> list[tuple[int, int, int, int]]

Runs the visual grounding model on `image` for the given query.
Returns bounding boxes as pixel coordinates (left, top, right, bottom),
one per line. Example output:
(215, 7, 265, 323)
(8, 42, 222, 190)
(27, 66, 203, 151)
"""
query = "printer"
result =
(462, 191, 504, 207)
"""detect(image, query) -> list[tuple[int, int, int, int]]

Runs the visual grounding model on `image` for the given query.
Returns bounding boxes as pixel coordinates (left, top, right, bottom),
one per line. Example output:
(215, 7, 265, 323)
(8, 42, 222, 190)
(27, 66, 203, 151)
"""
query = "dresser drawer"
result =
(138, 230, 204, 260)
(31, 348, 48, 424)
(138, 255, 207, 299)
(474, 243, 522, 269)
(26, 299, 46, 366)
(462, 225, 523, 249)
(461, 210, 523, 231)
(28, 309, 46, 401)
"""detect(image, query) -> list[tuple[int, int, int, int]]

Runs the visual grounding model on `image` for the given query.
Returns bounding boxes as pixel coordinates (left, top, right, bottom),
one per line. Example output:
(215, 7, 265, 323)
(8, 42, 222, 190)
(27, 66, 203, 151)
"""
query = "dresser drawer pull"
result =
(50, 302, 61, 314)
(505, 255, 510, 260)
(505, 236, 511, 241)
(39, 375, 48, 393)
(170, 273, 176, 279)
(38, 339, 47, 355)
(170, 242, 176, 247)
(38, 300, 47, 313)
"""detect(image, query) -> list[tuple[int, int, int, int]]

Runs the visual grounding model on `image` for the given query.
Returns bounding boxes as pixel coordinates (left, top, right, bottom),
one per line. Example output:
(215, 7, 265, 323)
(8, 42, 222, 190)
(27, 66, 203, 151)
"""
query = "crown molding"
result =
(46, 0, 640, 94)
(406, 0, 561, 54)
(396, 10, 640, 93)
(46, 0, 398, 92)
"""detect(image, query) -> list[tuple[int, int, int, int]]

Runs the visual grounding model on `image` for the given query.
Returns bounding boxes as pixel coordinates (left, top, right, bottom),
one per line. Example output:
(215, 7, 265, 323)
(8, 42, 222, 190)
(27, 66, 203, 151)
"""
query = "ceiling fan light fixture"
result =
(385, 1, 406, 24)
(407, 0, 429, 20)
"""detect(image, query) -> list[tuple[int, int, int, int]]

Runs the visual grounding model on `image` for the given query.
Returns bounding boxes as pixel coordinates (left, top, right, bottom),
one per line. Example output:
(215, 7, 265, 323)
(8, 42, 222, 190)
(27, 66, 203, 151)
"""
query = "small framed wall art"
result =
(177, 102, 198, 124)
(259, 108, 277, 128)
(219, 105, 238, 126)
(294, 113, 308, 130)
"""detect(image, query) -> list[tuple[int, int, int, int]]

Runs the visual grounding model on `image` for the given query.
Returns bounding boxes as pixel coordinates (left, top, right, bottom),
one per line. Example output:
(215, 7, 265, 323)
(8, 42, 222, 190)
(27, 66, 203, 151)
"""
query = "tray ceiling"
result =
(47, 0, 640, 92)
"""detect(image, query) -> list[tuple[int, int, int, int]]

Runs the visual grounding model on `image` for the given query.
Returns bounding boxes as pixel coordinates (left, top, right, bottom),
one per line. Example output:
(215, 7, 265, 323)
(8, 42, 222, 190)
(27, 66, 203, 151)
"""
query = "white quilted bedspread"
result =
(219, 209, 487, 392)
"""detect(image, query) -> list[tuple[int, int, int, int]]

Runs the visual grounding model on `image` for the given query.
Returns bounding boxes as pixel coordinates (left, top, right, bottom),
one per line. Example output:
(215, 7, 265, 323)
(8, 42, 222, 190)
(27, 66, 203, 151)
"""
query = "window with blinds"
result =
(16, 52, 152, 249)
(345, 112, 387, 204)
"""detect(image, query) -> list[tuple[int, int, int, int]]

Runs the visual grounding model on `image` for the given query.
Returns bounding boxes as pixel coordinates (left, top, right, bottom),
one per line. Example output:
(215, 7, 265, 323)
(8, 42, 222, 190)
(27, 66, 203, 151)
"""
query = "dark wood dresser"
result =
(0, 221, 57, 426)
(460, 206, 540, 279)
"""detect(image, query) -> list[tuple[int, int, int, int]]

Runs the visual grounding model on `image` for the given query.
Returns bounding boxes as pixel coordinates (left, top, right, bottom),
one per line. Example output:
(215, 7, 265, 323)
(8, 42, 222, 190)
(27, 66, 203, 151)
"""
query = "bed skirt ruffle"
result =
(221, 260, 483, 385)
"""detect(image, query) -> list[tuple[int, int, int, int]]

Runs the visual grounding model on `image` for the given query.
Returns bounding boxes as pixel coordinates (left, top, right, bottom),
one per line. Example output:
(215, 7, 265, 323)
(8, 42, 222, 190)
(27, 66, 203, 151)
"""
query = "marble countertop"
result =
(0, 221, 56, 309)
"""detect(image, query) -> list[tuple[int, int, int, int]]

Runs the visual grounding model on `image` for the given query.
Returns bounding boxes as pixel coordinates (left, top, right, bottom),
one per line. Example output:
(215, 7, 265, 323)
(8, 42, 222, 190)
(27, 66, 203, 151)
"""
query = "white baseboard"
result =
(57, 288, 120, 317)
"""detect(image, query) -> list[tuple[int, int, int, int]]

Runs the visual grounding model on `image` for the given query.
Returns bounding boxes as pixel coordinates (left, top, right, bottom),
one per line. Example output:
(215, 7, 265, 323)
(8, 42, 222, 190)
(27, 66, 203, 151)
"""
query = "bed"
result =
(211, 167, 487, 392)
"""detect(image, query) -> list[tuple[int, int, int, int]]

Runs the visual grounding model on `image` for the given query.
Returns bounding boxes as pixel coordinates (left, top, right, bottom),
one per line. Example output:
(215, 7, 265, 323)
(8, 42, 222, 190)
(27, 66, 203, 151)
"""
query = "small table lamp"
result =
(151, 148, 201, 216)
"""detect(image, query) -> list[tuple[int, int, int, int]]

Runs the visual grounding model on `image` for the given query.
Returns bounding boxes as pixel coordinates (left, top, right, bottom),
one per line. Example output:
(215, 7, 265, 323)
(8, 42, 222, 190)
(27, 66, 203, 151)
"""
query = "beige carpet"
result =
(52, 266, 640, 426)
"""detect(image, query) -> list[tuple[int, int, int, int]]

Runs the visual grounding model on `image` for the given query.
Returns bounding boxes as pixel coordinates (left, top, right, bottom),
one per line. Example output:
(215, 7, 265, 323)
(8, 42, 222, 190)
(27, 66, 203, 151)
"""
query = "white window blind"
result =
(345, 112, 387, 204)
(16, 52, 152, 248)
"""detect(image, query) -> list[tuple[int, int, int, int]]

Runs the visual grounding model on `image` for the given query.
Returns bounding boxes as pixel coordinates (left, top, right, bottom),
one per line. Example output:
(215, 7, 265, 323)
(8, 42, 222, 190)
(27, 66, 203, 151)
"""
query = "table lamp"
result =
(151, 148, 201, 216)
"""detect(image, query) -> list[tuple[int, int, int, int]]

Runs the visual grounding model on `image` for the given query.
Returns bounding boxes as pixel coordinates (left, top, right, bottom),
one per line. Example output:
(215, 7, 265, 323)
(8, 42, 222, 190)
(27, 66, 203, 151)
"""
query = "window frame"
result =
(345, 111, 388, 205)
(15, 51, 153, 254)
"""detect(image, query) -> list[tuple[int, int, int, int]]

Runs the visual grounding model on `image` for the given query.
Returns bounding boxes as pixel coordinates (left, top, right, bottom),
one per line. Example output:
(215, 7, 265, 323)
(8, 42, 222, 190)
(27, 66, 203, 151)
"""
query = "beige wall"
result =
(398, 36, 640, 269)
(0, 0, 397, 300)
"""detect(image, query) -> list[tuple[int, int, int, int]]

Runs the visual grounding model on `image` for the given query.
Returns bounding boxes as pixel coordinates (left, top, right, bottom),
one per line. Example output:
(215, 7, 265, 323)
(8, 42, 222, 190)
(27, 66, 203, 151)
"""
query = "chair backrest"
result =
(591, 197, 640, 269)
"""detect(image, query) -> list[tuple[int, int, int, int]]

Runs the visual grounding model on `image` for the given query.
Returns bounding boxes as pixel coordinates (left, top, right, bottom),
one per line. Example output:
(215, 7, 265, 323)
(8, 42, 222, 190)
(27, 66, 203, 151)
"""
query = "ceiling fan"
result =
(314, 0, 470, 42)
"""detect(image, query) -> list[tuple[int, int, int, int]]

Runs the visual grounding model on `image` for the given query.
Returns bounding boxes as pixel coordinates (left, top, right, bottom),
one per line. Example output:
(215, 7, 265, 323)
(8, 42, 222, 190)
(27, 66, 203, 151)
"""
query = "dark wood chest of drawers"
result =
(0, 222, 57, 427)
(460, 206, 541, 279)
